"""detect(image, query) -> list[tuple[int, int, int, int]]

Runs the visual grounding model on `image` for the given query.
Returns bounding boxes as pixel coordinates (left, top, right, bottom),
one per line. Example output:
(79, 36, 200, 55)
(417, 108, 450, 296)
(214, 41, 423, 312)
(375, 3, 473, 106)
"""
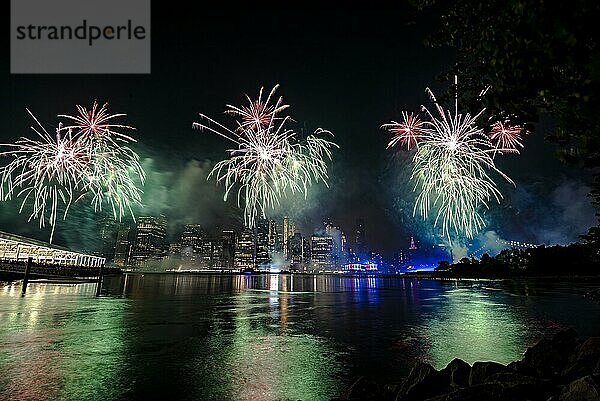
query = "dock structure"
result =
(0, 231, 105, 268)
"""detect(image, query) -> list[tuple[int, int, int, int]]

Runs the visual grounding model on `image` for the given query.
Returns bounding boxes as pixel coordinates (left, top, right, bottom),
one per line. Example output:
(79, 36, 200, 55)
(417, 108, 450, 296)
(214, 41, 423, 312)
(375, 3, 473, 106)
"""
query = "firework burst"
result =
(58, 102, 145, 221)
(0, 112, 87, 242)
(384, 82, 521, 241)
(382, 112, 424, 150)
(488, 119, 526, 152)
(225, 85, 290, 131)
(58, 102, 136, 142)
(0, 103, 145, 242)
(193, 85, 337, 228)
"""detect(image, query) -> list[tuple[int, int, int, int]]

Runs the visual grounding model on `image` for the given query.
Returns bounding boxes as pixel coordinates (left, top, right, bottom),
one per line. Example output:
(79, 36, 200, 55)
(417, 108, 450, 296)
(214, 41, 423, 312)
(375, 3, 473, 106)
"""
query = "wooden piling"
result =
(21, 257, 33, 295)
(95, 263, 105, 297)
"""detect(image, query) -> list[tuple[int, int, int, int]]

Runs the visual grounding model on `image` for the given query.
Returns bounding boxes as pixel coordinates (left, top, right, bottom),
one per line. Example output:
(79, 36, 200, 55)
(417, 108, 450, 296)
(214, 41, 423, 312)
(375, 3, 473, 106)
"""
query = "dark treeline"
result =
(436, 243, 599, 277)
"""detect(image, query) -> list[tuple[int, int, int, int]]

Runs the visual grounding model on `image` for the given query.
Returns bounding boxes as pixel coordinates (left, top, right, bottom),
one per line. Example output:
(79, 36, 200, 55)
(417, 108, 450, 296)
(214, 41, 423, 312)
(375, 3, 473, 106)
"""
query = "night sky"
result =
(1, 2, 596, 255)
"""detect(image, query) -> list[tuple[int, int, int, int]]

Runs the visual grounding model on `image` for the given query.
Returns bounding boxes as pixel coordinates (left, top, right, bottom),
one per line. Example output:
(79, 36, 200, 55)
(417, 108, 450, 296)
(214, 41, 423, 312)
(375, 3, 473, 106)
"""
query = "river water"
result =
(1, 274, 599, 401)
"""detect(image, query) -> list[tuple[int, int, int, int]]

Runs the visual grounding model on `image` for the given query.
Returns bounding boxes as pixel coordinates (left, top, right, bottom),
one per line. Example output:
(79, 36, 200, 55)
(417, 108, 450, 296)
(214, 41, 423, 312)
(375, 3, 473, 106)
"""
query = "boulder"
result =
(486, 372, 555, 400)
(427, 383, 507, 401)
(468, 361, 511, 386)
(558, 374, 600, 401)
(439, 358, 471, 388)
(398, 362, 450, 401)
(563, 337, 600, 381)
(521, 328, 580, 379)
(333, 376, 396, 401)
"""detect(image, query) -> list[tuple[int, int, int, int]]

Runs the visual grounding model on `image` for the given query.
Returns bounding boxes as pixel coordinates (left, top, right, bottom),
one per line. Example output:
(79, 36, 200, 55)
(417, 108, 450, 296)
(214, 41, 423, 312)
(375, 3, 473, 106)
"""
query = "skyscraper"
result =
(355, 219, 366, 260)
(222, 230, 235, 270)
(200, 236, 226, 269)
(311, 235, 334, 270)
(289, 233, 310, 267)
(98, 217, 118, 262)
(324, 219, 343, 265)
(113, 224, 132, 266)
(267, 219, 278, 253)
(234, 228, 255, 270)
(283, 216, 290, 258)
(256, 219, 271, 268)
(180, 224, 203, 261)
(131, 215, 168, 266)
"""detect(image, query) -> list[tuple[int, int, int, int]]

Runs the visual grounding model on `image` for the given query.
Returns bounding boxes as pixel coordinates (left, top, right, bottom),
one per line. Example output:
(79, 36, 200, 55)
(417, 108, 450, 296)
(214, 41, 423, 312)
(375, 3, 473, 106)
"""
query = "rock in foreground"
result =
(333, 329, 600, 401)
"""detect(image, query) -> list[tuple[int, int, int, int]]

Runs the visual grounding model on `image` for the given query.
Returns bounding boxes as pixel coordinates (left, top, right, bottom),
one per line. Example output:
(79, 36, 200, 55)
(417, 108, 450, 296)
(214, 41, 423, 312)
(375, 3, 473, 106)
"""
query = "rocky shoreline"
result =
(332, 329, 600, 401)
(586, 288, 600, 304)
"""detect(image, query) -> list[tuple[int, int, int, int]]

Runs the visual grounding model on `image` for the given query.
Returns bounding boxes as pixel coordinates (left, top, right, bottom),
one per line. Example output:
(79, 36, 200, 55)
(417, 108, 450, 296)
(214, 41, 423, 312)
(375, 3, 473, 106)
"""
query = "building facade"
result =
(234, 228, 255, 270)
(311, 235, 334, 270)
(113, 224, 133, 266)
(131, 215, 168, 266)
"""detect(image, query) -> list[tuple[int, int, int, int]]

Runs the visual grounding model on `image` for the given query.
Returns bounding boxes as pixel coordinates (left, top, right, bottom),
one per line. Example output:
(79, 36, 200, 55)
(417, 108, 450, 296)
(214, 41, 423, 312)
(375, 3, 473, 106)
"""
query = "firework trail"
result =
(59, 102, 145, 221)
(193, 85, 337, 228)
(383, 80, 523, 241)
(0, 103, 145, 242)
(0, 112, 87, 242)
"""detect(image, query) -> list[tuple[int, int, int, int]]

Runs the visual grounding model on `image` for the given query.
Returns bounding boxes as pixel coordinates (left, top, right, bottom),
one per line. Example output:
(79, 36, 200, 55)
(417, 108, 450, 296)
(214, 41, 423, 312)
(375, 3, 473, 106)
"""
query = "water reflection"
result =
(1, 275, 599, 401)
(0, 283, 127, 401)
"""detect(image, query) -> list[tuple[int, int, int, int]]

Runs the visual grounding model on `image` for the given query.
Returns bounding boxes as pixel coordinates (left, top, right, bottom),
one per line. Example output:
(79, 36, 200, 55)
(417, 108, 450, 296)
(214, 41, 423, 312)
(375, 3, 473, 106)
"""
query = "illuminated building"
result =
(311, 235, 334, 270)
(500, 239, 538, 249)
(200, 236, 227, 269)
(222, 230, 235, 270)
(180, 224, 203, 261)
(168, 243, 181, 257)
(395, 249, 409, 268)
(0, 230, 105, 267)
(235, 228, 255, 270)
(256, 219, 271, 268)
(98, 216, 118, 262)
(355, 219, 366, 260)
(288, 233, 310, 268)
(324, 219, 345, 265)
(347, 246, 358, 264)
(407, 236, 419, 267)
(131, 215, 168, 266)
(113, 224, 132, 266)
(343, 262, 378, 272)
(267, 219, 279, 253)
(368, 251, 383, 268)
(282, 216, 292, 258)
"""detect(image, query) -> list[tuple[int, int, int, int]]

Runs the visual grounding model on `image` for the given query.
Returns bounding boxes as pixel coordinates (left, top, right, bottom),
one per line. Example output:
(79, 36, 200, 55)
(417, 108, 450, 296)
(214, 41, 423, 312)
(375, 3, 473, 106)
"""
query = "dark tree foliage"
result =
(581, 174, 600, 256)
(417, 0, 600, 166)
(435, 243, 598, 277)
(418, 0, 600, 248)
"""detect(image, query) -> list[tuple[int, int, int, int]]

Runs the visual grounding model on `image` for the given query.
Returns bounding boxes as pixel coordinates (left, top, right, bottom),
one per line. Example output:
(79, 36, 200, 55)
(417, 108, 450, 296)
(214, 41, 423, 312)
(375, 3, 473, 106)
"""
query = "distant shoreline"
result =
(120, 270, 600, 281)
(3, 267, 600, 283)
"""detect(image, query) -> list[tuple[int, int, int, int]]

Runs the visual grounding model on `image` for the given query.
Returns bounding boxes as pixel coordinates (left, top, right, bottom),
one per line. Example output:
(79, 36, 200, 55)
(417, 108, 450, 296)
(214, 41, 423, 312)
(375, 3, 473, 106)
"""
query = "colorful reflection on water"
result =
(1, 275, 599, 401)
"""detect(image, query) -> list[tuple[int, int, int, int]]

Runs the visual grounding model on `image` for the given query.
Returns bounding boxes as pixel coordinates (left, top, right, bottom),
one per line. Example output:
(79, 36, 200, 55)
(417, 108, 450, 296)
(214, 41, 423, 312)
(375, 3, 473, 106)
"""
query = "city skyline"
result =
(94, 211, 477, 274)
(0, 3, 595, 257)
(1, 3, 598, 401)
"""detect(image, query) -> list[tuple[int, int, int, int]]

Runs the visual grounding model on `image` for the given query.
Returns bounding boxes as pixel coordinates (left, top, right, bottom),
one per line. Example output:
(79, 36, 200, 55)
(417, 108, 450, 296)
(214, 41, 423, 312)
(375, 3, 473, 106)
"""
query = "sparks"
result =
(384, 81, 522, 241)
(58, 103, 145, 222)
(488, 119, 526, 152)
(0, 104, 145, 242)
(193, 85, 337, 228)
(382, 112, 424, 150)
(225, 85, 290, 132)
